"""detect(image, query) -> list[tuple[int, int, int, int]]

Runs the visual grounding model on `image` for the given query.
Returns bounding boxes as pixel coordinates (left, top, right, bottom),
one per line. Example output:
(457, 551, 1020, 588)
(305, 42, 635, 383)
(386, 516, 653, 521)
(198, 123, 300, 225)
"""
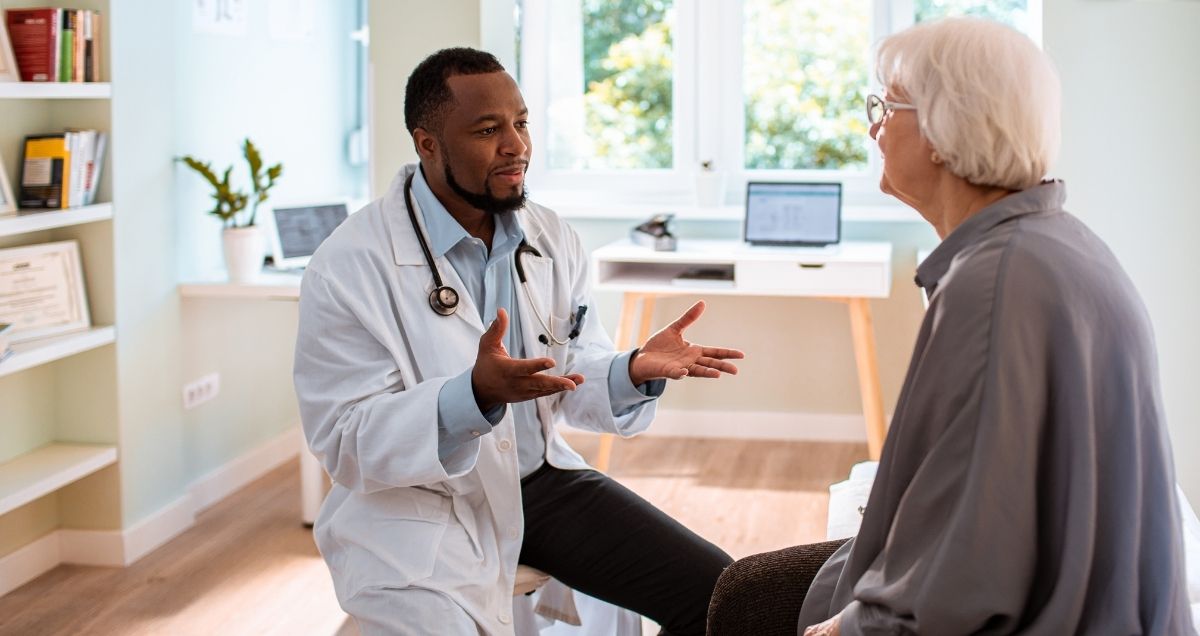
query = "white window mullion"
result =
(519, 0, 550, 185)
(717, 0, 745, 201)
(480, 0, 519, 71)
(673, 1, 698, 178)
(1027, 0, 1043, 47)
(888, 0, 915, 35)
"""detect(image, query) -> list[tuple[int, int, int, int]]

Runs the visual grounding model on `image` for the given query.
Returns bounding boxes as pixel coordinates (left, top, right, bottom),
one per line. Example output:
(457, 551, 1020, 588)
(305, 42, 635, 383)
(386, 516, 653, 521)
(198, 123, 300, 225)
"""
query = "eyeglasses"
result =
(866, 93, 916, 126)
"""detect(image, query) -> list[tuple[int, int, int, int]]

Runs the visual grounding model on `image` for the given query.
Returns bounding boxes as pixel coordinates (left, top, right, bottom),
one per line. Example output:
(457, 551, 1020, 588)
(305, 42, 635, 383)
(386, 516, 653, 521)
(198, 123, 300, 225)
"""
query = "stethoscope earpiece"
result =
(429, 286, 459, 316)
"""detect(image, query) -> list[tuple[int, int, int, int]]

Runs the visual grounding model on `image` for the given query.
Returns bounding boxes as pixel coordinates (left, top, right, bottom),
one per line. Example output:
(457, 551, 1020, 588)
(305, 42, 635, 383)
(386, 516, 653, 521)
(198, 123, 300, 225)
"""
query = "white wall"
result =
(1043, 1, 1200, 502)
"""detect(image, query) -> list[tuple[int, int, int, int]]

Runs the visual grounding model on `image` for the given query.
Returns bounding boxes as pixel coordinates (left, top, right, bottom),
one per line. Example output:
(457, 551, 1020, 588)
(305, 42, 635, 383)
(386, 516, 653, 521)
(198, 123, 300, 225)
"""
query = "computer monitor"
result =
(743, 182, 842, 246)
(266, 200, 350, 268)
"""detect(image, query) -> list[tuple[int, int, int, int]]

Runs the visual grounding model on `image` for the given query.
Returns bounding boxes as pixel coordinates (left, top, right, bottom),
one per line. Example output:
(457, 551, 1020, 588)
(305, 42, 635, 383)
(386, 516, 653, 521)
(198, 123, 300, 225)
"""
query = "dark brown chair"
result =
(707, 538, 850, 636)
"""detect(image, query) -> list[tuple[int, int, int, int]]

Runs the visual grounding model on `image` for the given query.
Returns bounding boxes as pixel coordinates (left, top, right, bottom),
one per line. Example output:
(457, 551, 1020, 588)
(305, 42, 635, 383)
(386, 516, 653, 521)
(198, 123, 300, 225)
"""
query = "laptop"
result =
(265, 200, 350, 269)
(743, 182, 842, 247)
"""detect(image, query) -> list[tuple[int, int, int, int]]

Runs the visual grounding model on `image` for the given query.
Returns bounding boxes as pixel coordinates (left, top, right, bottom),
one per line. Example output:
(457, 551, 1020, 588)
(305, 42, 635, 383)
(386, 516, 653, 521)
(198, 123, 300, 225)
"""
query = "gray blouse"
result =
(798, 182, 1195, 635)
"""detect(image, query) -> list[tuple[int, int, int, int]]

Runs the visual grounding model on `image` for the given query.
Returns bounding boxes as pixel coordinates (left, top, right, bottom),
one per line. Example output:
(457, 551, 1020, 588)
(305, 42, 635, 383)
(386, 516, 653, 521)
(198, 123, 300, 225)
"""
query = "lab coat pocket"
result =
(543, 310, 574, 363)
(328, 488, 452, 592)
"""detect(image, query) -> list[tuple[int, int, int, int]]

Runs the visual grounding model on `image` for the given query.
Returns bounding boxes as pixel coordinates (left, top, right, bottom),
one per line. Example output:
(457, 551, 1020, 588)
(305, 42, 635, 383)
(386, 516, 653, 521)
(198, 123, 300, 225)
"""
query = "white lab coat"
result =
(293, 164, 657, 635)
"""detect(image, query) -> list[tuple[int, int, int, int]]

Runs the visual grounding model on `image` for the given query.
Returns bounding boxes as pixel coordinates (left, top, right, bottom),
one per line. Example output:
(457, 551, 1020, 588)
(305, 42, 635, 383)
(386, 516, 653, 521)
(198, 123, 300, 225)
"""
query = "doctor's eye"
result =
(478, 127, 497, 136)
(515, 120, 529, 130)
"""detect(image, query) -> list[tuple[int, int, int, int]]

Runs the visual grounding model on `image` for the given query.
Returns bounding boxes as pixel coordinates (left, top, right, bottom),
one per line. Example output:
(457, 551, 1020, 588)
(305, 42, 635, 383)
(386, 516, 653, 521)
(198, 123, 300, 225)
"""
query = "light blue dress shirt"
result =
(411, 168, 664, 478)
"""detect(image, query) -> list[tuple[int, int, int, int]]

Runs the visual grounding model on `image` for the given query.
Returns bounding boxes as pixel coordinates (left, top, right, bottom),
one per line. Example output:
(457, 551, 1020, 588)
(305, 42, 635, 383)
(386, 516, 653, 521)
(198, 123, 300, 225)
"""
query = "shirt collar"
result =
(915, 180, 1067, 292)
(410, 166, 524, 259)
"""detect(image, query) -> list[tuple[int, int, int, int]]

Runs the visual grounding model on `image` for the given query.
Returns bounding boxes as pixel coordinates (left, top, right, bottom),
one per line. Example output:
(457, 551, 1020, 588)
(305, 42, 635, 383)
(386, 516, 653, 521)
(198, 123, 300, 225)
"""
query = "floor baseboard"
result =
(0, 428, 302, 594)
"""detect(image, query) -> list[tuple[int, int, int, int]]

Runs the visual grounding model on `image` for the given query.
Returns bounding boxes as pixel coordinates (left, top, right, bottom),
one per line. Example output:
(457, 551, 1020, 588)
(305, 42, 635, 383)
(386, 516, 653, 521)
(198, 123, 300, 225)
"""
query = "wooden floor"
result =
(0, 436, 866, 636)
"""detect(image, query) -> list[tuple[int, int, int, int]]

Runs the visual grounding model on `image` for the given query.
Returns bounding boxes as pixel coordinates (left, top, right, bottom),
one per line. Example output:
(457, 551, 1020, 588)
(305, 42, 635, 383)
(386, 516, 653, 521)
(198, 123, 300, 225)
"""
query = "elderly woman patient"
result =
(708, 17, 1195, 636)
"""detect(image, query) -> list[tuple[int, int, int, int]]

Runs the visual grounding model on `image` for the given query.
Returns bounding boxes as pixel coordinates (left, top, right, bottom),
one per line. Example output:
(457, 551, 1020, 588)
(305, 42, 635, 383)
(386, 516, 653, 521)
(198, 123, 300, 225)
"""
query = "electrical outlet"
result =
(182, 373, 220, 410)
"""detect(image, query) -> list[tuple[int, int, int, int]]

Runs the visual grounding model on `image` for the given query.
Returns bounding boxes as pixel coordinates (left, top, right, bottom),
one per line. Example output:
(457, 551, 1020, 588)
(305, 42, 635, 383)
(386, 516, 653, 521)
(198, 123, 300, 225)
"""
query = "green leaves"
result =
(180, 138, 283, 228)
(242, 138, 283, 226)
(180, 156, 248, 226)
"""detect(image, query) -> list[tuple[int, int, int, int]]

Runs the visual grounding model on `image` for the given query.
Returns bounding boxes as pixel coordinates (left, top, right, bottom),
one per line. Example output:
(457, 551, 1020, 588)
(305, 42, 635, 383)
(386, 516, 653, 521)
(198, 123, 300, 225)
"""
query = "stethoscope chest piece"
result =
(429, 286, 459, 316)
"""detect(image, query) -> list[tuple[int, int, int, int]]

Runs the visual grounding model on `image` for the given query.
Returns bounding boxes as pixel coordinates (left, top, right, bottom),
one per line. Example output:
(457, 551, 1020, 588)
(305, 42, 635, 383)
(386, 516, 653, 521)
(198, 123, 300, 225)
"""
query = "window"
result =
(506, 0, 1039, 207)
(545, 0, 676, 170)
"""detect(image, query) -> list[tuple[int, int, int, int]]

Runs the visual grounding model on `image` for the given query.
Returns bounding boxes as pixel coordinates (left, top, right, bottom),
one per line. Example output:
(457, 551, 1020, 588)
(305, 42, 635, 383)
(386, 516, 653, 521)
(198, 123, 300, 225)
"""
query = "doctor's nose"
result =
(499, 127, 529, 157)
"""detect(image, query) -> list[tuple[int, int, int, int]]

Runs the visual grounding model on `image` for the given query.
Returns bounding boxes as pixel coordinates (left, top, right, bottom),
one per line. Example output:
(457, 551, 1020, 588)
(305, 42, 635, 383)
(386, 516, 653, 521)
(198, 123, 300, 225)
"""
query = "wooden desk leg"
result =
(595, 292, 642, 472)
(847, 298, 887, 460)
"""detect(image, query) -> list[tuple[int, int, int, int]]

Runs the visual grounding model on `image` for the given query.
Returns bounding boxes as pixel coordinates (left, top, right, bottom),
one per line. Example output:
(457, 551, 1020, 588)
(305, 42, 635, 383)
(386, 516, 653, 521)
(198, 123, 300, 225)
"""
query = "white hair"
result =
(876, 17, 1061, 190)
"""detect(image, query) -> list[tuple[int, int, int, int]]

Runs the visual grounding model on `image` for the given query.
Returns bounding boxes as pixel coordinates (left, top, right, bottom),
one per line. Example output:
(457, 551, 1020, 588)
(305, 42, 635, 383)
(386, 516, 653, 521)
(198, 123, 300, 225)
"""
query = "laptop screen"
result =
(744, 182, 842, 246)
(271, 203, 349, 264)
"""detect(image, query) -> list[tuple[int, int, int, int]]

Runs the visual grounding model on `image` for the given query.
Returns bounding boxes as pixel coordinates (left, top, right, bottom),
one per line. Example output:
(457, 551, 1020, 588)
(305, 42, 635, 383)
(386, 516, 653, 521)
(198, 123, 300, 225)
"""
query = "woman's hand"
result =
(803, 612, 841, 636)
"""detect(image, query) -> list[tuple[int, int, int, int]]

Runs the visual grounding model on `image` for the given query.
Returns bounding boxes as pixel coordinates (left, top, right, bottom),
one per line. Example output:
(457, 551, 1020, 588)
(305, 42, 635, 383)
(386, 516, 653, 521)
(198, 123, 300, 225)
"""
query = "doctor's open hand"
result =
(628, 301, 745, 386)
(472, 308, 585, 413)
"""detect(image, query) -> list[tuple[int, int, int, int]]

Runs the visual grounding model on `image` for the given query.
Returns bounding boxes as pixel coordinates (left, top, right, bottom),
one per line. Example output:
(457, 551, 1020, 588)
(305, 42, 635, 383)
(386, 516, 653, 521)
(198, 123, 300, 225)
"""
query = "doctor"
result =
(294, 47, 744, 635)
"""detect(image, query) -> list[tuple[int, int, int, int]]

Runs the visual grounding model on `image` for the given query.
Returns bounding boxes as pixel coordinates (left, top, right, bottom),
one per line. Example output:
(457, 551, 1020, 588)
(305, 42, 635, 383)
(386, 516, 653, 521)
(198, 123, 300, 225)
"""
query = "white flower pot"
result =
(222, 226, 264, 283)
(695, 172, 726, 207)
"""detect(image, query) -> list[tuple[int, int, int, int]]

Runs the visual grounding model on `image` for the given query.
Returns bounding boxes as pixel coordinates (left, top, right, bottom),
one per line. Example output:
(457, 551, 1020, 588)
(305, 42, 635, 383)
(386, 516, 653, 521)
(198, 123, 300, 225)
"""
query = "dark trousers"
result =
(519, 464, 733, 636)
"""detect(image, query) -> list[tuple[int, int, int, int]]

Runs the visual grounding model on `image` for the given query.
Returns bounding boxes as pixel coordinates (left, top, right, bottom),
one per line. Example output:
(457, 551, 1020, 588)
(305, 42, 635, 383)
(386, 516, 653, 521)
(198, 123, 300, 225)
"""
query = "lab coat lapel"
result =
(383, 169, 484, 334)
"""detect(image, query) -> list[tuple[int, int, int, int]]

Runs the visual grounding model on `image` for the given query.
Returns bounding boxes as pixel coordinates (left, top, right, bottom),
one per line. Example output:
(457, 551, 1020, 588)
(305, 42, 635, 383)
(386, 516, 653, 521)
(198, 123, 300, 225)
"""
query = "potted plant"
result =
(181, 139, 282, 283)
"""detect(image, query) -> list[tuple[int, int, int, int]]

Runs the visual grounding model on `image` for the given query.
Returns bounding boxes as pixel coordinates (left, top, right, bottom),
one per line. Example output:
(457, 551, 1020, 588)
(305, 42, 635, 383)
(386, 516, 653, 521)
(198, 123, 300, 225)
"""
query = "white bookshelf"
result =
(0, 326, 116, 379)
(0, 444, 119, 516)
(0, 204, 113, 237)
(0, 82, 112, 100)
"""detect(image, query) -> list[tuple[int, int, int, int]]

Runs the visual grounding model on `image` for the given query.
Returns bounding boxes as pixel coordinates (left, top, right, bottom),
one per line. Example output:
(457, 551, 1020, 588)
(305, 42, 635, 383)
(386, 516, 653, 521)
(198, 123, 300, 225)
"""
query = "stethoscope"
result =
(403, 173, 587, 345)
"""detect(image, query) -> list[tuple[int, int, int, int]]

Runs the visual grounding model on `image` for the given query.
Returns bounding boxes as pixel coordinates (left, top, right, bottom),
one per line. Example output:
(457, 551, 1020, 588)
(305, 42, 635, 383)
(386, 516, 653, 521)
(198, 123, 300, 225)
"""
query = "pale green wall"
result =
(173, 2, 360, 483)
(1043, 1, 1200, 503)
(369, 0, 482, 197)
(109, 0, 185, 527)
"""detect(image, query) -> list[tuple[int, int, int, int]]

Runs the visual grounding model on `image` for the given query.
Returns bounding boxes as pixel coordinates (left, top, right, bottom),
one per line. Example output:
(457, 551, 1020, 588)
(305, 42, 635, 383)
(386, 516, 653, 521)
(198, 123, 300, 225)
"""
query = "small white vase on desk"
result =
(695, 171, 726, 207)
(222, 225, 264, 283)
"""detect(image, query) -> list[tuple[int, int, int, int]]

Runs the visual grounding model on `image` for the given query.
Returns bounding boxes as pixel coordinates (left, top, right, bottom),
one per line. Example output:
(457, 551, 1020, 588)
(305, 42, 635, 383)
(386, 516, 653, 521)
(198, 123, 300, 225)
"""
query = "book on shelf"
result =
(3, 8, 101, 83)
(19, 129, 106, 210)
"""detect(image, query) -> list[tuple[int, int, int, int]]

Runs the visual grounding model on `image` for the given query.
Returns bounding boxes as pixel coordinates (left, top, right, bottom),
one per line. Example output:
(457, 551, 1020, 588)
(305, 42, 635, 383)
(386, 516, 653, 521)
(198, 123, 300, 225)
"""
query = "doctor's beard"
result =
(444, 161, 527, 215)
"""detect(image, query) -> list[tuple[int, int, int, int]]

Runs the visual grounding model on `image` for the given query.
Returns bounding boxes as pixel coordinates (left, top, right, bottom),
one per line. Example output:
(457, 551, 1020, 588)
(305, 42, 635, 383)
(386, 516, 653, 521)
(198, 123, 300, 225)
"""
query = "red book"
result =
(5, 8, 59, 82)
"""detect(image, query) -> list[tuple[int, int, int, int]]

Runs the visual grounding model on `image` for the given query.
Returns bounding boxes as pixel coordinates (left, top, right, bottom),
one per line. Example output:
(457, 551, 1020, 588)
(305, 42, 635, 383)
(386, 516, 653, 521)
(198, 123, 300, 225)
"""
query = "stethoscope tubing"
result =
(403, 172, 580, 345)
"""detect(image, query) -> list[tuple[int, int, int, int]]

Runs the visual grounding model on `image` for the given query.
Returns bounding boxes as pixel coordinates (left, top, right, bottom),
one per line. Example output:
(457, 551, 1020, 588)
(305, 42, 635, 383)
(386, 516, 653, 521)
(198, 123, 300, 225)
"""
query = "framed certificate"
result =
(0, 153, 16, 215)
(0, 240, 91, 343)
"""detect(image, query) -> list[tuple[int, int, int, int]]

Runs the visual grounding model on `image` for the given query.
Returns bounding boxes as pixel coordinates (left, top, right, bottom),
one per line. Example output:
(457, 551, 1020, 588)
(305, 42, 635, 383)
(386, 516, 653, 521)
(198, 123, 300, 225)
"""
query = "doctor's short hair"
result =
(405, 47, 506, 136)
(875, 17, 1061, 190)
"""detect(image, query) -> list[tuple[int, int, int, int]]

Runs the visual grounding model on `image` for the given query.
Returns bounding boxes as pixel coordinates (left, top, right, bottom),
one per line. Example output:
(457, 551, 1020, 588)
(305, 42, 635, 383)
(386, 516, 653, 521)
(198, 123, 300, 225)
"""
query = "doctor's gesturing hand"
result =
(628, 300, 745, 385)
(472, 308, 585, 412)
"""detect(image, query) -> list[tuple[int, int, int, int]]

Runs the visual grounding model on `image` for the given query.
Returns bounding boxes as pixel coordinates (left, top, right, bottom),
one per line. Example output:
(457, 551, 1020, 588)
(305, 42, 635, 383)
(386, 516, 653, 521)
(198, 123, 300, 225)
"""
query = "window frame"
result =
(484, 0, 1041, 213)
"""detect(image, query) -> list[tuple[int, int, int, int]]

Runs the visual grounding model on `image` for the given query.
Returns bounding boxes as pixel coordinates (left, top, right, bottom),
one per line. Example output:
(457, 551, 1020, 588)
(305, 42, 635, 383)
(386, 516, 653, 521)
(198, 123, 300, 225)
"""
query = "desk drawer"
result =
(735, 260, 888, 297)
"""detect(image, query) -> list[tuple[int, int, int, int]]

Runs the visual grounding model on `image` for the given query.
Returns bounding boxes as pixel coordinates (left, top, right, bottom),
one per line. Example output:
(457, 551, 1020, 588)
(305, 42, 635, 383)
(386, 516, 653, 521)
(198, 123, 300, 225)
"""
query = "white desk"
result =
(591, 239, 893, 465)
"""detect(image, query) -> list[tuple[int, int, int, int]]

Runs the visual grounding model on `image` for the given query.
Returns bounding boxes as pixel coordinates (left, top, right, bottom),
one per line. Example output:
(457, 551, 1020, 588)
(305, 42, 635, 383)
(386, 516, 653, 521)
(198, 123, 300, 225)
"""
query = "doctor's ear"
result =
(412, 128, 441, 162)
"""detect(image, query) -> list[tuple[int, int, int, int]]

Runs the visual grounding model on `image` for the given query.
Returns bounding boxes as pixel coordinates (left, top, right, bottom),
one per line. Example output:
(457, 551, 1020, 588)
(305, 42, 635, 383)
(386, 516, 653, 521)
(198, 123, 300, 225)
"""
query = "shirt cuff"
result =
(608, 349, 666, 416)
(437, 367, 505, 461)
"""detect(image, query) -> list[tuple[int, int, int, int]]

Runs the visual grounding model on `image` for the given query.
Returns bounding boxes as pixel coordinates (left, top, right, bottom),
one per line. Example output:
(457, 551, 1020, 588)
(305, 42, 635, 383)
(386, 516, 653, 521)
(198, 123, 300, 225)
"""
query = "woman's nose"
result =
(869, 121, 882, 141)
